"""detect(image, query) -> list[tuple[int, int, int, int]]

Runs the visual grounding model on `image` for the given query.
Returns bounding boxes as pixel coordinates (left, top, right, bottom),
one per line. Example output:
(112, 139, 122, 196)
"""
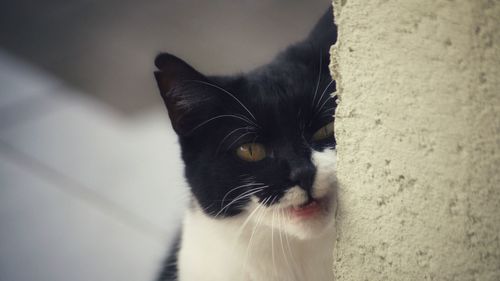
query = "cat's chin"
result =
(251, 194, 336, 241)
(286, 213, 335, 240)
(284, 196, 336, 240)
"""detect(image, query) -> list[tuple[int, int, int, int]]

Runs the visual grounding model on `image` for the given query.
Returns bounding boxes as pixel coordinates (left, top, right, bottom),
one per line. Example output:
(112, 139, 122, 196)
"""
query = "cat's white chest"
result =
(177, 209, 334, 281)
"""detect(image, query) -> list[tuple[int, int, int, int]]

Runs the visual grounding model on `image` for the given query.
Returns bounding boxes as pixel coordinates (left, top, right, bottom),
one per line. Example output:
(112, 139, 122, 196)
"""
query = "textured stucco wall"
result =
(330, 0, 500, 280)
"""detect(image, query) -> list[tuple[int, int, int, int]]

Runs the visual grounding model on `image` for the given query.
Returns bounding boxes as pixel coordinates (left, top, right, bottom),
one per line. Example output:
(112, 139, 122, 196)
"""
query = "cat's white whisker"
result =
(282, 208, 302, 280)
(316, 94, 335, 117)
(235, 202, 262, 239)
(188, 114, 257, 134)
(216, 126, 254, 155)
(215, 186, 265, 217)
(234, 113, 260, 128)
(314, 79, 335, 112)
(185, 79, 258, 122)
(219, 182, 265, 209)
(277, 207, 293, 280)
(311, 50, 323, 109)
(278, 208, 303, 281)
(225, 131, 257, 150)
(230, 202, 263, 259)
(242, 197, 269, 279)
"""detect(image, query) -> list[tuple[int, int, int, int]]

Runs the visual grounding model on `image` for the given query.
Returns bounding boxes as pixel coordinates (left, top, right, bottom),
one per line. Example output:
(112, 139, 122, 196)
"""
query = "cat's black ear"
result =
(307, 6, 337, 48)
(154, 53, 206, 94)
(154, 53, 218, 136)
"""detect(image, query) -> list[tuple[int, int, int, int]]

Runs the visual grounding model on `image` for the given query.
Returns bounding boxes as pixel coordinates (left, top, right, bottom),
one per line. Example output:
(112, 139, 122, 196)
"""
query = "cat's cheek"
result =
(311, 148, 337, 199)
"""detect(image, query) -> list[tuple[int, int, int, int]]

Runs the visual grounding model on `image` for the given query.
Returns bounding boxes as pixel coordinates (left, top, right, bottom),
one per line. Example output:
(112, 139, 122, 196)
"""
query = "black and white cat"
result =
(154, 6, 338, 281)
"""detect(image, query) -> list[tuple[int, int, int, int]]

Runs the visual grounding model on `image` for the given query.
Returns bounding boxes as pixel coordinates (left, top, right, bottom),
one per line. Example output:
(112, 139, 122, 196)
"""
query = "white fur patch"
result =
(177, 148, 337, 281)
(312, 148, 337, 199)
(280, 186, 308, 207)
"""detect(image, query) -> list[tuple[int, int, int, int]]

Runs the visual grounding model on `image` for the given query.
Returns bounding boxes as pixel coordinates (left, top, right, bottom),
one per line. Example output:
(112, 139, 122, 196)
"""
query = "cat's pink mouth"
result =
(289, 198, 328, 219)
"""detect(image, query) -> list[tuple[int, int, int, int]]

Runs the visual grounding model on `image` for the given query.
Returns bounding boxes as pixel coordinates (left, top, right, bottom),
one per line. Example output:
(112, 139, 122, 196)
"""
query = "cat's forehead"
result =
(241, 82, 306, 126)
(210, 60, 334, 136)
(239, 71, 324, 119)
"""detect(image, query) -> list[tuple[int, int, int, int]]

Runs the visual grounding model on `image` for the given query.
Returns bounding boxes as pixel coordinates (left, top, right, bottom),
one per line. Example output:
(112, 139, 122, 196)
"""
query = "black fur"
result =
(156, 231, 182, 281)
(155, 6, 337, 281)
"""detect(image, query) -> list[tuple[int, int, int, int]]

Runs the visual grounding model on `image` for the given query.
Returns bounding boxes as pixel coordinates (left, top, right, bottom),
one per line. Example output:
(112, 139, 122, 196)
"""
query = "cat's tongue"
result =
(290, 200, 321, 219)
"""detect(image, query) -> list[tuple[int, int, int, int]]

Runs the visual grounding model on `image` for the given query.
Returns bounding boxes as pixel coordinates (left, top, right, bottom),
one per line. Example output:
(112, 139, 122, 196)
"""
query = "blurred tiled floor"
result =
(0, 50, 187, 281)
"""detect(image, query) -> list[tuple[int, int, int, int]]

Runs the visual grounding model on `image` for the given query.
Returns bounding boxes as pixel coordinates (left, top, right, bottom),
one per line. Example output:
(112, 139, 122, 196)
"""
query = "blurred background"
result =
(0, 0, 329, 280)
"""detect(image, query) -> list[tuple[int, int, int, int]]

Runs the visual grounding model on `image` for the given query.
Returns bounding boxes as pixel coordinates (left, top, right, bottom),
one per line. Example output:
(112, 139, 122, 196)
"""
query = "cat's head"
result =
(154, 8, 337, 240)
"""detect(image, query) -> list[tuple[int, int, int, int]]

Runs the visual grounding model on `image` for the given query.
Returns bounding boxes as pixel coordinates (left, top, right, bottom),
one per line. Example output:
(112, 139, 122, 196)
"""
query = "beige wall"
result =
(330, 0, 500, 280)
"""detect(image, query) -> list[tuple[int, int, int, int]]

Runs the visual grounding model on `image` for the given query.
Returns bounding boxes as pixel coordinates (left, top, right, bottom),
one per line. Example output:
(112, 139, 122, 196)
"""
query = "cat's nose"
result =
(289, 162, 316, 191)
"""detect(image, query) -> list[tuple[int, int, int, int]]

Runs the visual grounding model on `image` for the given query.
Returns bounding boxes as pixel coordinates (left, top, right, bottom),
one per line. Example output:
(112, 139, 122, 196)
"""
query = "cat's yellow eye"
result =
(312, 122, 335, 141)
(236, 143, 266, 162)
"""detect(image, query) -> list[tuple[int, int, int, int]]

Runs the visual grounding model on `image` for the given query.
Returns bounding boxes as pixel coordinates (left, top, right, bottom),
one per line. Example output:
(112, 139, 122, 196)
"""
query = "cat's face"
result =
(155, 51, 337, 239)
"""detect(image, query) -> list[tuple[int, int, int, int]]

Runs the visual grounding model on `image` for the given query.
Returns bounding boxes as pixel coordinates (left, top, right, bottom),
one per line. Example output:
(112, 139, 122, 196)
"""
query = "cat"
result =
(154, 6, 338, 281)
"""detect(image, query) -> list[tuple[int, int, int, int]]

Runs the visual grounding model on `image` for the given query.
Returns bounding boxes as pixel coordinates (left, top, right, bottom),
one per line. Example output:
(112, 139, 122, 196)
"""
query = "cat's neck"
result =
(177, 202, 335, 281)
